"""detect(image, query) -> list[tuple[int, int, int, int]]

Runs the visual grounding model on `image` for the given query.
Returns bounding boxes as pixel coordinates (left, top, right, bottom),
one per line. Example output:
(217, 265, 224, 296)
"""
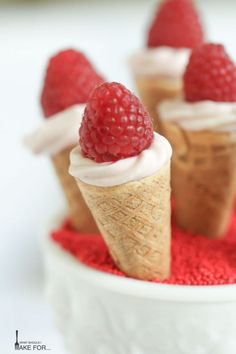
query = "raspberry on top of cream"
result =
(129, 0, 204, 79)
(41, 49, 104, 118)
(159, 43, 236, 131)
(184, 43, 236, 103)
(147, 0, 204, 49)
(24, 49, 105, 155)
(69, 82, 172, 187)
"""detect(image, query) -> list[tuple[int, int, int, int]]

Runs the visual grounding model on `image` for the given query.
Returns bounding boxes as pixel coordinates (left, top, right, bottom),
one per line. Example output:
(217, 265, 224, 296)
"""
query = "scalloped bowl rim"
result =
(44, 214, 236, 303)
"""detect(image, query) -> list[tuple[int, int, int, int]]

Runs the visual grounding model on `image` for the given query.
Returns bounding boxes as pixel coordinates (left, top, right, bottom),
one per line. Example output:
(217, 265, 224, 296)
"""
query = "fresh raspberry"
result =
(184, 43, 236, 102)
(147, 0, 204, 49)
(41, 49, 104, 117)
(79, 82, 154, 163)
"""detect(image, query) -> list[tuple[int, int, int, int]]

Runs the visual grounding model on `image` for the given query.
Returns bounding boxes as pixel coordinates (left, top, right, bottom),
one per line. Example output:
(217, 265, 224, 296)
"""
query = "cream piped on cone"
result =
(24, 104, 86, 156)
(24, 49, 104, 233)
(129, 0, 204, 133)
(158, 43, 236, 238)
(69, 82, 172, 281)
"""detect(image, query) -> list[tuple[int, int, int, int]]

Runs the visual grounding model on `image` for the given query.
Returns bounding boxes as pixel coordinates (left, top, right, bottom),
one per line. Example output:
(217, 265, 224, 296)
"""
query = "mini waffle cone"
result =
(162, 121, 236, 238)
(51, 147, 98, 233)
(135, 75, 182, 133)
(76, 162, 171, 281)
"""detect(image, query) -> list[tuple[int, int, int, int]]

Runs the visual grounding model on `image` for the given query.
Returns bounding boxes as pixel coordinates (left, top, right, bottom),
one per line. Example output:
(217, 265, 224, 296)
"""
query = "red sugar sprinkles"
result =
(52, 212, 236, 286)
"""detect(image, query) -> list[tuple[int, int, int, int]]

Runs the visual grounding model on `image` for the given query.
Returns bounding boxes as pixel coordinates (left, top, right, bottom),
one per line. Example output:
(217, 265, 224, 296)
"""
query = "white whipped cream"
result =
(69, 133, 172, 187)
(158, 99, 236, 132)
(129, 46, 190, 78)
(24, 104, 85, 155)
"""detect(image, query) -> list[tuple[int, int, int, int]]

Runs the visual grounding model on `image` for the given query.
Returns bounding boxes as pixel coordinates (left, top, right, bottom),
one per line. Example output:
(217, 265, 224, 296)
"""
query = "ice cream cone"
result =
(135, 76, 182, 132)
(162, 121, 236, 238)
(75, 162, 171, 281)
(52, 146, 99, 233)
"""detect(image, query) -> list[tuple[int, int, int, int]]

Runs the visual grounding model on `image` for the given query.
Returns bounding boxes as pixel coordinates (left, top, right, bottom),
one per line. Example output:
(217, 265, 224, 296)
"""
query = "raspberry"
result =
(184, 43, 236, 102)
(147, 0, 204, 49)
(79, 82, 154, 163)
(41, 49, 104, 117)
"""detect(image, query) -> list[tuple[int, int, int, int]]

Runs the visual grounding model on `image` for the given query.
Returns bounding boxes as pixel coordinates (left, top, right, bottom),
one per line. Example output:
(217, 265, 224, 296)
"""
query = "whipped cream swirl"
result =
(158, 99, 236, 132)
(129, 46, 190, 78)
(24, 104, 85, 155)
(69, 133, 172, 187)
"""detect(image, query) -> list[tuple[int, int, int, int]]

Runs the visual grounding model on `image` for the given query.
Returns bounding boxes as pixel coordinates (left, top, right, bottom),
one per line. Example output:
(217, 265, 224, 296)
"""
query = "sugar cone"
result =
(51, 146, 99, 233)
(135, 76, 182, 133)
(162, 122, 236, 238)
(75, 162, 171, 281)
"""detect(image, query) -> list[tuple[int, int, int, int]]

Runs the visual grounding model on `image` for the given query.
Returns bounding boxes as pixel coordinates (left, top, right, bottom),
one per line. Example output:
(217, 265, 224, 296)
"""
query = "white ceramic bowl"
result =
(43, 216, 236, 354)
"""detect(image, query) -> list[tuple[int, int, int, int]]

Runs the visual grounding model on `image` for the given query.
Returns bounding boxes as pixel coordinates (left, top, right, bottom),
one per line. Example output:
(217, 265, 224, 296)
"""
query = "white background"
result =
(1, 0, 236, 353)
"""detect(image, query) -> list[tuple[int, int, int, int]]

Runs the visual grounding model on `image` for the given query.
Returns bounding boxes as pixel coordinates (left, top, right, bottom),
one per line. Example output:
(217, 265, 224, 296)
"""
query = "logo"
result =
(15, 331, 19, 350)
(14, 330, 51, 351)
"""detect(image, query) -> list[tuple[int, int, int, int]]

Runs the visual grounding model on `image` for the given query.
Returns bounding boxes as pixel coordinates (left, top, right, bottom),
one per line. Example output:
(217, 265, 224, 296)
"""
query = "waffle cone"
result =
(76, 162, 171, 281)
(51, 147, 98, 233)
(135, 75, 182, 133)
(163, 122, 236, 238)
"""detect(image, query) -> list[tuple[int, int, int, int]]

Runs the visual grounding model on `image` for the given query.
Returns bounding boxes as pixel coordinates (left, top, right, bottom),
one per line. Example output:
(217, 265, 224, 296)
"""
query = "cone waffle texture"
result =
(76, 162, 171, 281)
(162, 121, 236, 238)
(51, 147, 98, 233)
(135, 76, 182, 133)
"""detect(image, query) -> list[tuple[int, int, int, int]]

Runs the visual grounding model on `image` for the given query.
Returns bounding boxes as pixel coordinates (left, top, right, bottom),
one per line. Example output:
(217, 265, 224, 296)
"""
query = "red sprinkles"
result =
(52, 212, 236, 286)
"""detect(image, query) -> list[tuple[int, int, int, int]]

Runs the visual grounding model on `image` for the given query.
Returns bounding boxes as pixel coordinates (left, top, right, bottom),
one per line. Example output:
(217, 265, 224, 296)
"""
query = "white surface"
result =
(44, 216, 236, 354)
(1, 1, 236, 353)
